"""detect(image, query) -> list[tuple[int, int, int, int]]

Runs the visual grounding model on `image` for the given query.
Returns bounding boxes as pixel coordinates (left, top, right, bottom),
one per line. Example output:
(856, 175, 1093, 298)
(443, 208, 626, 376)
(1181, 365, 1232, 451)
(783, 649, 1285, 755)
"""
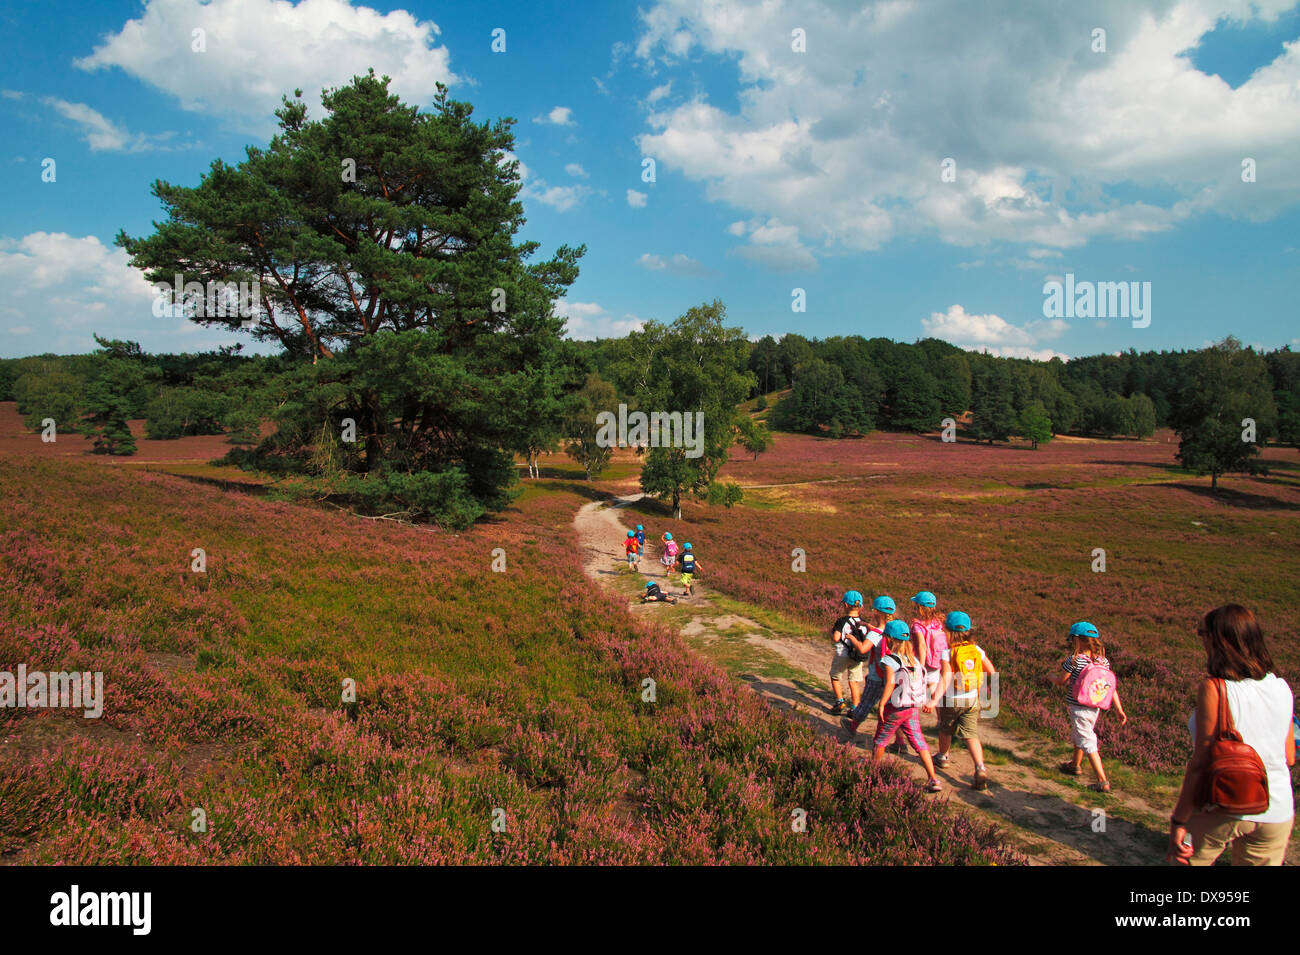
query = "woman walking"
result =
(1167, 605, 1295, 866)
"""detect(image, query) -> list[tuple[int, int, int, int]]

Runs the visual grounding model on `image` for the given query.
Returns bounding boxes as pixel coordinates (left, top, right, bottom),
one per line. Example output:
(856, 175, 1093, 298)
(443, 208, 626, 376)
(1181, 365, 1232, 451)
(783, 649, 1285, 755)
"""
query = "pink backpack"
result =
(1072, 659, 1116, 710)
(917, 619, 946, 670)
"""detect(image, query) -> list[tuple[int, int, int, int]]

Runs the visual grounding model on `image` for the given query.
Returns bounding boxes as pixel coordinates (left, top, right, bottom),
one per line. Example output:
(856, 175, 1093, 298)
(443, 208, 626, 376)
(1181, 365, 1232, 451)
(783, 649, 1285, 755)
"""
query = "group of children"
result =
(623, 524, 701, 603)
(830, 590, 1126, 794)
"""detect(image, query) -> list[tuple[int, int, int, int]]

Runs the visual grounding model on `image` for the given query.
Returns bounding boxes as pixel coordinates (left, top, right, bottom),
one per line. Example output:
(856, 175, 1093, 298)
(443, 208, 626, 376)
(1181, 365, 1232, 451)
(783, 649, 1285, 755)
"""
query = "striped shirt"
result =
(1062, 654, 1109, 704)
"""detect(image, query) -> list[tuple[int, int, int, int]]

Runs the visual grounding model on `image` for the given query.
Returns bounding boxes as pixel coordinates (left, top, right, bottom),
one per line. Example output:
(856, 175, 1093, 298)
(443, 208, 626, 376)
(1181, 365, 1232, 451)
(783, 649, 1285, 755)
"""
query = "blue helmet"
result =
(684, 542, 692, 551)
(626, 530, 635, 538)
(842, 590, 864, 607)
(664, 532, 673, 541)
(645, 581, 656, 590)
(636, 524, 643, 531)
(945, 611, 972, 632)
(883, 619, 910, 640)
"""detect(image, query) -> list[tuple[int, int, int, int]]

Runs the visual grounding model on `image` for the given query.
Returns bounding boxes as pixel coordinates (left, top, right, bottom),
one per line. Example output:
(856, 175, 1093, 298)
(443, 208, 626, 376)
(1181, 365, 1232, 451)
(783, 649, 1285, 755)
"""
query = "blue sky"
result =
(1, 0, 1298, 360)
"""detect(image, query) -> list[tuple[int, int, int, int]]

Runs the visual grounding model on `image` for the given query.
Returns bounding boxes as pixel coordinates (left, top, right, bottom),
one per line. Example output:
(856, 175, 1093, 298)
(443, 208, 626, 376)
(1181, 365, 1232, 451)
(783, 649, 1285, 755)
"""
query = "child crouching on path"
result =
(930, 611, 996, 791)
(873, 619, 943, 793)
(1050, 620, 1127, 792)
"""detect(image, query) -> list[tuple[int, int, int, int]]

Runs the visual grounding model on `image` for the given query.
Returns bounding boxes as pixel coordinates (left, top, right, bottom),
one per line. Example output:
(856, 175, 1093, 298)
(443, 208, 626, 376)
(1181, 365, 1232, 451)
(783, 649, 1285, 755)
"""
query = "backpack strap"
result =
(1215, 678, 1242, 742)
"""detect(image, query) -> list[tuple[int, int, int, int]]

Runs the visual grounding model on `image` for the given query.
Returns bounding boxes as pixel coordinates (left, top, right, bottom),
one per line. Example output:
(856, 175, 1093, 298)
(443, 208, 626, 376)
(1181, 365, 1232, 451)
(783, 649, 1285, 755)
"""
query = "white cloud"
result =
(626, 189, 648, 208)
(922, 304, 1068, 355)
(969, 345, 1071, 362)
(0, 232, 251, 356)
(40, 97, 182, 153)
(75, 0, 457, 135)
(645, 81, 673, 105)
(636, 252, 711, 276)
(727, 217, 817, 271)
(633, 0, 1300, 266)
(535, 106, 575, 126)
(554, 300, 644, 340)
(523, 181, 593, 212)
(565, 163, 588, 178)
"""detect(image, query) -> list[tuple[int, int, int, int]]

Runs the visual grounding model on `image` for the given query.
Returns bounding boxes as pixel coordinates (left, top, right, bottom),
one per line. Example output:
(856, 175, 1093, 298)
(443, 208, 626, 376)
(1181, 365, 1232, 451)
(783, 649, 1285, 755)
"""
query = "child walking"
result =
(911, 591, 947, 704)
(841, 595, 896, 738)
(624, 530, 641, 570)
(929, 611, 996, 791)
(873, 619, 943, 793)
(829, 590, 868, 715)
(635, 524, 647, 552)
(678, 543, 700, 596)
(1050, 621, 1127, 792)
(660, 532, 679, 578)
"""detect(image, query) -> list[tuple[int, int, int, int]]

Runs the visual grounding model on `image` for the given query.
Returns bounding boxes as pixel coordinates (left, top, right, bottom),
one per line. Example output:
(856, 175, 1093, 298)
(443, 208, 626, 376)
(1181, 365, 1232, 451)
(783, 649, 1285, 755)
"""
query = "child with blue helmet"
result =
(829, 590, 868, 716)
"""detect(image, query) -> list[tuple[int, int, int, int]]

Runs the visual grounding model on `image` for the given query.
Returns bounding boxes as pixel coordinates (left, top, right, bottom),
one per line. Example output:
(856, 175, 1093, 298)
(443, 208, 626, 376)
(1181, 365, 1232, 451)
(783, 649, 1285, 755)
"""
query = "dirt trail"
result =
(574, 493, 1189, 866)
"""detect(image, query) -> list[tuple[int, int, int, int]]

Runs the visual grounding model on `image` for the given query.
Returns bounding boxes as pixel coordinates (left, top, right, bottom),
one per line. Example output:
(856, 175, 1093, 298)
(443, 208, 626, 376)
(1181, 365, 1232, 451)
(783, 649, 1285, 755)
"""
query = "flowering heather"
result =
(0, 427, 1019, 864)
(648, 431, 1300, 775)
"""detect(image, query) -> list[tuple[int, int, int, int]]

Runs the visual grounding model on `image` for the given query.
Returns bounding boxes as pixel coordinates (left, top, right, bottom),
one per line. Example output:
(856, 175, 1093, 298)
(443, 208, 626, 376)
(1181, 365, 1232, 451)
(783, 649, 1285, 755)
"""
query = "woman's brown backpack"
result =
(1199, 678, 1270, 815)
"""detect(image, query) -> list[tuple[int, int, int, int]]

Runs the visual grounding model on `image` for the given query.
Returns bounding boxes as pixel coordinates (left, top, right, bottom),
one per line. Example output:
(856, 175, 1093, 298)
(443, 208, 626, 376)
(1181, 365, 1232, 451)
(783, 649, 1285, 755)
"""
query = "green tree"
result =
(968, 362, 1017, 444)
(934, 352, 972, 418)
(78, 360, 143, 455)
(564, 372, 617, 479)
(886, 364, 942, 432)
(1018, 400, 1053, 449)
(14, 364, 83, 434)
(118, 73, 583, 526)
(1171, 338, 1277, 491)
(613, 300, 753, 519)
(1128, 393, 1157, 438)
(735, 415, 773, 462)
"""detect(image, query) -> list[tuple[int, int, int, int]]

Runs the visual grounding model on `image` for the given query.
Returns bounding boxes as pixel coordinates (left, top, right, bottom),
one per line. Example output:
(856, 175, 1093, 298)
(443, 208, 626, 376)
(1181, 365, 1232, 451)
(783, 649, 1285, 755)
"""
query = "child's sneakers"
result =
(925, 778, 943, 793)
(972, 766, 988, 791)
(841, 717, 860, 738)
(933, 752, 950, 768)
(830, 699, 850, 716)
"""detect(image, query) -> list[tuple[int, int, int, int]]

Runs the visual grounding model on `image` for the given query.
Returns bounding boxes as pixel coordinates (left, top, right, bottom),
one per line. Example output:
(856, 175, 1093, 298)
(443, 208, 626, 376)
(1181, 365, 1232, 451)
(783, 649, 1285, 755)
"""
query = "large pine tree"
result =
(117, 73, 584, 525)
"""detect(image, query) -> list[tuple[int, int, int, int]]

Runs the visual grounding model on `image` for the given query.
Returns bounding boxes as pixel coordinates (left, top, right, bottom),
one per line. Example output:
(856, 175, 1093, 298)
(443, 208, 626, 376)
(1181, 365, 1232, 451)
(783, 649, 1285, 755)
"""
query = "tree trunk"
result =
(672, 487, 681, 521)
(1211, 471, 1218, 491)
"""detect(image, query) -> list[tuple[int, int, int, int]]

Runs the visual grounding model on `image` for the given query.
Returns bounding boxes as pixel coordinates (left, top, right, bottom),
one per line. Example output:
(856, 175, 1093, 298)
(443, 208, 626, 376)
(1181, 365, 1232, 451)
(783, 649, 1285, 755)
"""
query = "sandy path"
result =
(573, 493, 1201, 866)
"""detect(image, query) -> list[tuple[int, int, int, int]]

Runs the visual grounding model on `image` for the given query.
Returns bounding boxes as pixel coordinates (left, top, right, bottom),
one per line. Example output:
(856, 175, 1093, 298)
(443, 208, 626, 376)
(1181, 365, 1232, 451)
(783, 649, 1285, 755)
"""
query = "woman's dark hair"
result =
(1200, 604, 1274, 681)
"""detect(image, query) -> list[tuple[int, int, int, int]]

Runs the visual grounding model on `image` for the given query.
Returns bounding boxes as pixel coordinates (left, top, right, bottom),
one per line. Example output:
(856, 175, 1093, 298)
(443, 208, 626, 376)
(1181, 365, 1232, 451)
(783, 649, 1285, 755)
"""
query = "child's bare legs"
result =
(966, 736, 985, 767)
(849, 679, 863, 707)
(1086, 750, 1108, 785)
(1071, 746, 1085, 772)
(870, 744, 886, 761)
(831, 677, 845, 704)
(916, 748, 938, 783)
(937, 730, 952, 758)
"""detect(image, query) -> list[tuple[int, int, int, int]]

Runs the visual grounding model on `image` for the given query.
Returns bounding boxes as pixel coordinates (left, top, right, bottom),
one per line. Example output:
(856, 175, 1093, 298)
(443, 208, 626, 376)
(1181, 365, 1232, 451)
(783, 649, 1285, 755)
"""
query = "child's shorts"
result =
(626, 555, 637, 567)
(679, 572, 693, 586)
(938, 704, 980, 741)
(1067, 703, 1101, 754)
(849, 678, 885, 722)
(830, 652, 863, 684)
(873, 706, 929, 752)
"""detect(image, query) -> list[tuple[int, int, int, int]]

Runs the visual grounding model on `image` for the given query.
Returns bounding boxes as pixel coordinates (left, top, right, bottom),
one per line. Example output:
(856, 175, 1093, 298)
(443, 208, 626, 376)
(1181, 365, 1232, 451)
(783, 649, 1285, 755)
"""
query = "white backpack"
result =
(886, 654, 926, 708)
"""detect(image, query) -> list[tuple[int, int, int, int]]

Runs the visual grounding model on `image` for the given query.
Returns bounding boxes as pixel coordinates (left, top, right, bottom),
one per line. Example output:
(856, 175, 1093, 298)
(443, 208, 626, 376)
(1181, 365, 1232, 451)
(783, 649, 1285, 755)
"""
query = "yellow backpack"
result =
(951, 642, 983, 695)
